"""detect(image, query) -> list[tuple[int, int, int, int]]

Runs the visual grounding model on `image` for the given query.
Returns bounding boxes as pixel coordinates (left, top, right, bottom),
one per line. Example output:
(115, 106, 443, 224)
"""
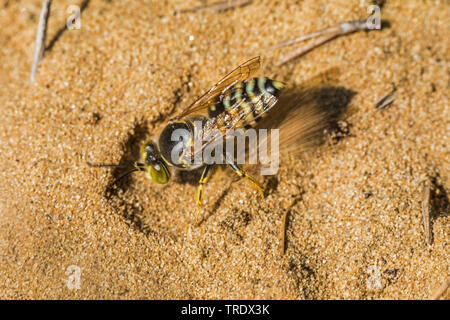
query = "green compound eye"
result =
(149, 162, 170, 184)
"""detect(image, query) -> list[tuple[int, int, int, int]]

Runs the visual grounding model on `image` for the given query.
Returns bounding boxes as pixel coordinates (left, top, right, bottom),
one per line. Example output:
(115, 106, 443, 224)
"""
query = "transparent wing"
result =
(186, 90, 280, 161)
(174, 56, 261, 119)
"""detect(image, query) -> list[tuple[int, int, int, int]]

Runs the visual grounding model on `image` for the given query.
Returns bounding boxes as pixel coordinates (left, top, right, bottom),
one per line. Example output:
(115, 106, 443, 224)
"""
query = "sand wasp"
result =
(89, 56, 335, 224)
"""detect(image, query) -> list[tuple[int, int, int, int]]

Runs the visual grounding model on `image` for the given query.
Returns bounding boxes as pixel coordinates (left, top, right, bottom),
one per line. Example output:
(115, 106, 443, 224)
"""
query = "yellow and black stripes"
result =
(208, 77, 284, 129)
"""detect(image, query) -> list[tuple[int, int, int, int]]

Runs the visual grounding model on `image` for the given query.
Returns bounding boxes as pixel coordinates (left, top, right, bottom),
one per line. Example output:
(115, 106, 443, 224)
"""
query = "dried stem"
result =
(181, 0, 252, 13)
(375, 87, 397, 110)
(422, 179, 432, 245)
(30, 0, 51, 84)
(275, 20, 379, 66)
(280, 210, 289, 255)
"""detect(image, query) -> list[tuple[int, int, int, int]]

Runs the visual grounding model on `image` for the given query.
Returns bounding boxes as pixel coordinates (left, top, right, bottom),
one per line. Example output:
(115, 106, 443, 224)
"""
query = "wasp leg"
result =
(224, 155, 264, 199)
(195, 165, 214, 225)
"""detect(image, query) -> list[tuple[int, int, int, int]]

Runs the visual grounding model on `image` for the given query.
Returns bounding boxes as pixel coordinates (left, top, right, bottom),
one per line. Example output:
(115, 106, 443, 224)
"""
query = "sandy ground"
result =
(0, 0, 448, 299)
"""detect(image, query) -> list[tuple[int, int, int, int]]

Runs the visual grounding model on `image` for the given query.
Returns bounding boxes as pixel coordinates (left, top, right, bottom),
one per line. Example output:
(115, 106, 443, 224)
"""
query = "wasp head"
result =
(136, 140, 171, 184)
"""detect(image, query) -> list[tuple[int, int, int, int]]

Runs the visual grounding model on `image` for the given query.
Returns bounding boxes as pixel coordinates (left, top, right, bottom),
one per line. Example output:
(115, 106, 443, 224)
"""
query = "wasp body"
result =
(90, 57, 287, 224)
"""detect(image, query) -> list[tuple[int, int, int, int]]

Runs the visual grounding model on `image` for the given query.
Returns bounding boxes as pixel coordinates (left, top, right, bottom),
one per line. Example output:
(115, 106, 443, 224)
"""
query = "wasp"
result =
(89, 56, 331, 224)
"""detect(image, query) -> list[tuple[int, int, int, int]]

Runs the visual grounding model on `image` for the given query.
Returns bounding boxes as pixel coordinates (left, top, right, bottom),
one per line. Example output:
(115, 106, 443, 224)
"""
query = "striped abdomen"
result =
(208, 77, 284, 129)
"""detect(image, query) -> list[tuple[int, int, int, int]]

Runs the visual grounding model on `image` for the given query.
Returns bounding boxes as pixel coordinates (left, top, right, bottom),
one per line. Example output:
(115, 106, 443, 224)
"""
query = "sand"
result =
(0, 0, 448, 299)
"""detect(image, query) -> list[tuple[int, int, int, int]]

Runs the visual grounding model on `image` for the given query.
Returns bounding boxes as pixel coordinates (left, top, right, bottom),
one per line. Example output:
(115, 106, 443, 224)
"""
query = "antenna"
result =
(106, 168, 140, 190)
(87, 161, 142, 190)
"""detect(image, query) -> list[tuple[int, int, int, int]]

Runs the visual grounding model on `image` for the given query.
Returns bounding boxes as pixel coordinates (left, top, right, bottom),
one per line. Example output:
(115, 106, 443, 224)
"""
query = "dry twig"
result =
(280, 210, 290, 255)
(422, 179, 432, 245)
(375, 87, 397, 110)
(274, 20, 382, 66)
(181, 0, 252, 13)
(30, 0, 51, 84)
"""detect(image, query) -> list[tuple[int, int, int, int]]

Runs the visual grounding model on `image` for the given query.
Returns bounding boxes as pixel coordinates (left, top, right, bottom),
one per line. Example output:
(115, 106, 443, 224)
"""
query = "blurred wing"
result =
(255, 88, 352, 161)
(175, 56, 261, 119)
